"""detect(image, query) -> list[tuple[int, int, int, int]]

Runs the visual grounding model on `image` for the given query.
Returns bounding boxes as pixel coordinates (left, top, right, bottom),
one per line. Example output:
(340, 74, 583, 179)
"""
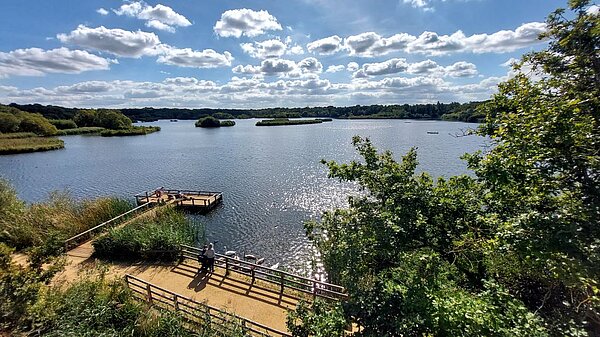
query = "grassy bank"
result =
(56, 126, 105, 135)
(100, 126, 160, 137)
(0, 179, 133, 251)
(0, 135, 64, 154)
(93, 207, 201, 261)
(255, 118, 330, 126)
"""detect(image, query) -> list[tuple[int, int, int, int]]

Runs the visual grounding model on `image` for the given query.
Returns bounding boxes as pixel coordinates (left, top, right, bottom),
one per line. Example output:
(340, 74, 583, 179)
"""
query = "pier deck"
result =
(135, 188, 222, 212)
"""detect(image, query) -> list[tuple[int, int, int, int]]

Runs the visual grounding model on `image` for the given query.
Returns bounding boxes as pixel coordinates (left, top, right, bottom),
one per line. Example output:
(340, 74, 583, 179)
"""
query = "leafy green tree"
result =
(287, 300, 346, 337)
(73, 109, 97, 127)
(17, 113, 57, 136)
(0, 113, 20, 133)
(297, 2, 599, 336)
(195, 116, 222, 127)
(96, 109, 132, 130)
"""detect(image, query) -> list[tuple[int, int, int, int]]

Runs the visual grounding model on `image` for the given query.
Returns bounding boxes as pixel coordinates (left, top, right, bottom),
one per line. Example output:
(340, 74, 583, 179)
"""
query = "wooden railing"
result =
(63, 202, 153, 251)
(181, 245, 347, 301)
(125, 274, 291, 337)
(135, 188, 223, 205)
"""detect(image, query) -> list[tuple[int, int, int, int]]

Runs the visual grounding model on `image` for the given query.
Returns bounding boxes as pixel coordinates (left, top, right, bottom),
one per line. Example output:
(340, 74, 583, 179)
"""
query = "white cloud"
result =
(345, 32, 415, 57)
(307, 35, 343, 55)
(114, 1, 191, 33)
(157, 48, 233, 68)
(352, 58, 477, 78)
(96, 8, 109, 16)
(214, 9, 282, 38)
(146, 20, 175, 33)
(0, 47, 110, 78)
(347, 62, 359, 71)
(326, 65, 345, 73)
(307, 22, 546, 58)
(288, 45, 305, 55)
(241, 39, 287, 59)
(57, 25, 161, 58)
(233, 57, 323, 77)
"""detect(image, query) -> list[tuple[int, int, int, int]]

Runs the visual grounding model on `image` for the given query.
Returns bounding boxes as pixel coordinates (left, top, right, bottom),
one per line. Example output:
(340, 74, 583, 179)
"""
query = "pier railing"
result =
(181, 245, 347, 301)
(135, 188, 223, 205)
(63, 202, 153, 251)
(124, 274, 291, 337)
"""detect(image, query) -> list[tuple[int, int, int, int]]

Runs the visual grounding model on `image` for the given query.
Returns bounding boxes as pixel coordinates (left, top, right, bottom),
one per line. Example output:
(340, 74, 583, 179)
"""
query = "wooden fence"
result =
(181, 245, 347, 301)
(63, 202, 154, 251)
(125, 274, 291, 337)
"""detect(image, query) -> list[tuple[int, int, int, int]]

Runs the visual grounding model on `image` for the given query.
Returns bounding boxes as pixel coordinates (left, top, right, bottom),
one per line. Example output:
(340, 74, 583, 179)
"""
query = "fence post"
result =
(174, 294, 179, 311)
(225, 258, 229, 275)
(146, 283, 153, 303)
(251, 268, 255, 284)
(313, 281, 317, 300)
(280, 273, 284, 295)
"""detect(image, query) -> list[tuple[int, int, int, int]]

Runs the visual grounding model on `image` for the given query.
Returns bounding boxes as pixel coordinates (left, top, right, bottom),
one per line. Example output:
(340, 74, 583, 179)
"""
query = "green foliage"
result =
(17, 112, 58, 136)
(219, 120, 236, 127)
(55, 126, 105, 136)
(99, 125, 160, 137)
(0, 112, 20, 133)
(73, 109, 133, 130)
(93, 207, 200, 261)
(196, 116, 222, 127)
(302, 2, 600, 336)
(0, 179, 132, 251)
(287, 300, 346, 337)
(212, 112, 235, 119)
(48, 119, 78, 130)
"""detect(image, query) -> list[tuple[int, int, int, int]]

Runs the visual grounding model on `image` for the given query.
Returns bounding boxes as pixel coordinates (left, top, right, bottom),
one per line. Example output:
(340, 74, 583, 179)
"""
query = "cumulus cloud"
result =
(307, 22, 546, 57)
(307, 35, 343, 55)
(157, 48, 233, 68)
(214, 8, 282, 38)
(347, 62, 359, 71)
(0, 47, 110, 78)
(326, 65, 345, 73)
(114, 1, 191, 33)
(96, 8, 109, 15)
(288, 45, 305, 55)
(233, 57, 323, 77)
(352, 58, 477, 78)
(57, 25, 161, 58)
(241, 39, 287, 59)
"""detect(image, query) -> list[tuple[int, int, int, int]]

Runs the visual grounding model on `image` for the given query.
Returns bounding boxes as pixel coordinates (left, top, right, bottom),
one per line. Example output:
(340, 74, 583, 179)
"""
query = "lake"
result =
(0, 119, 486, 276)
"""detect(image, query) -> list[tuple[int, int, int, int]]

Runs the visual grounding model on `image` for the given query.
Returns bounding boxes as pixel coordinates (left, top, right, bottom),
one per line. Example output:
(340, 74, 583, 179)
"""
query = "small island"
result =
(255, 118, 332, 126)
(195, 116, 236, 128)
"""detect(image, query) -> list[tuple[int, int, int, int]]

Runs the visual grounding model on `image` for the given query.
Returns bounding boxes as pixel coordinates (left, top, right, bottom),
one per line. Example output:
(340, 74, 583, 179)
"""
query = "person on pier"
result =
(204, 243, 216, 272)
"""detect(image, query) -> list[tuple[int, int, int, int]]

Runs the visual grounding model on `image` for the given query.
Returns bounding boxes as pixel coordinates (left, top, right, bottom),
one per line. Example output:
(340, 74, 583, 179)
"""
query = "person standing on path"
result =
(204, 243, 216, 272)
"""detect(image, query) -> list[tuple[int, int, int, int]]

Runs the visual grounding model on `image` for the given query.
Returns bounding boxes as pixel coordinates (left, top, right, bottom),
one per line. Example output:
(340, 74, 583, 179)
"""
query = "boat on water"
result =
(170, 119, 178, 122)
(427, 131, 439, 134)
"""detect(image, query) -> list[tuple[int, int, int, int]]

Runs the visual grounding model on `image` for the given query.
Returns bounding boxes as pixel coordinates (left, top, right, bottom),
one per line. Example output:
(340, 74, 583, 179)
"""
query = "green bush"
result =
(195, 116, 221, 127)
(219, 120, 236, 127)
(93, 207, 200, 261)
(49, 119, 78, 130)
(17, 113, 58, 136)
(99, 126, 160, 137)
(0, 113, 20, 133)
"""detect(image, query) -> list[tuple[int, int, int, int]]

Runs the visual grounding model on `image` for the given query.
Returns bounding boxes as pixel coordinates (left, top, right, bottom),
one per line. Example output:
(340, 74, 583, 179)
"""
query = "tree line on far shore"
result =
(5, 101, 486, 123)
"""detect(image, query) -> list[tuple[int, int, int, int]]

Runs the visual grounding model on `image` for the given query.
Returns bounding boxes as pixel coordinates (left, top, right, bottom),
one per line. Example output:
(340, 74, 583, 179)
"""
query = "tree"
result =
(95, 110, 131, 130)
(296, 1, 599, 336)
(0, 113, 20, 133)
(464, 1, 600, 333)
(195, 116, 221, 128)
(17, 113, 58, 136)
(73, 110, 97, 127)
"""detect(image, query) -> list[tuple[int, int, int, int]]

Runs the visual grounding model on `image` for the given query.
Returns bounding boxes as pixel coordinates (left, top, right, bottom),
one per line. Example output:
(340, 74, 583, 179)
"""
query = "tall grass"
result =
(55, 127, 105, 135)
(100, 126, 160, 137)
(0, 136, 64, 154)
(0, 179, 133, 250)
(93, 207, 202, 261)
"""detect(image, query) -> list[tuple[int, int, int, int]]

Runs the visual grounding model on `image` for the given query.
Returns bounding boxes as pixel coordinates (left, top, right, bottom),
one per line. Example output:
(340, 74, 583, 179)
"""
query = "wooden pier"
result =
(135, 188, 223, 213)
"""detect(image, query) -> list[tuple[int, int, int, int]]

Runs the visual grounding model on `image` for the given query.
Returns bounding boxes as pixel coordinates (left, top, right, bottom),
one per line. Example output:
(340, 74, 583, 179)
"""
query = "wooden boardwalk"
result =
(135, 188, 223, 212)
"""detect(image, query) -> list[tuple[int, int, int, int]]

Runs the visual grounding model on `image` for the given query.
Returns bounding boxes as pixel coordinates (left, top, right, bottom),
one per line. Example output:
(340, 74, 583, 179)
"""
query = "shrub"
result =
(0, 113, 20, 133)
(219, 120, 236, 127)
(93, 207, 200, 261)
(49, 119, 78, 130)
(17, 113, 58, 136)
(195, 116, 221, 127)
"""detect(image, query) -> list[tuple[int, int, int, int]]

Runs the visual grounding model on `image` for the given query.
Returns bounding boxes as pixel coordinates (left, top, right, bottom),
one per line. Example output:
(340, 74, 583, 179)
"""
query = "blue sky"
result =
(0, 0, 565, 108)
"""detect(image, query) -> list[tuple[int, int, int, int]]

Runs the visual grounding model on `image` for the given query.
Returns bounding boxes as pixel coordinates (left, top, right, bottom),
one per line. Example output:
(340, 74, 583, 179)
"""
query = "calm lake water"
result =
(0, 119, 486, 276)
